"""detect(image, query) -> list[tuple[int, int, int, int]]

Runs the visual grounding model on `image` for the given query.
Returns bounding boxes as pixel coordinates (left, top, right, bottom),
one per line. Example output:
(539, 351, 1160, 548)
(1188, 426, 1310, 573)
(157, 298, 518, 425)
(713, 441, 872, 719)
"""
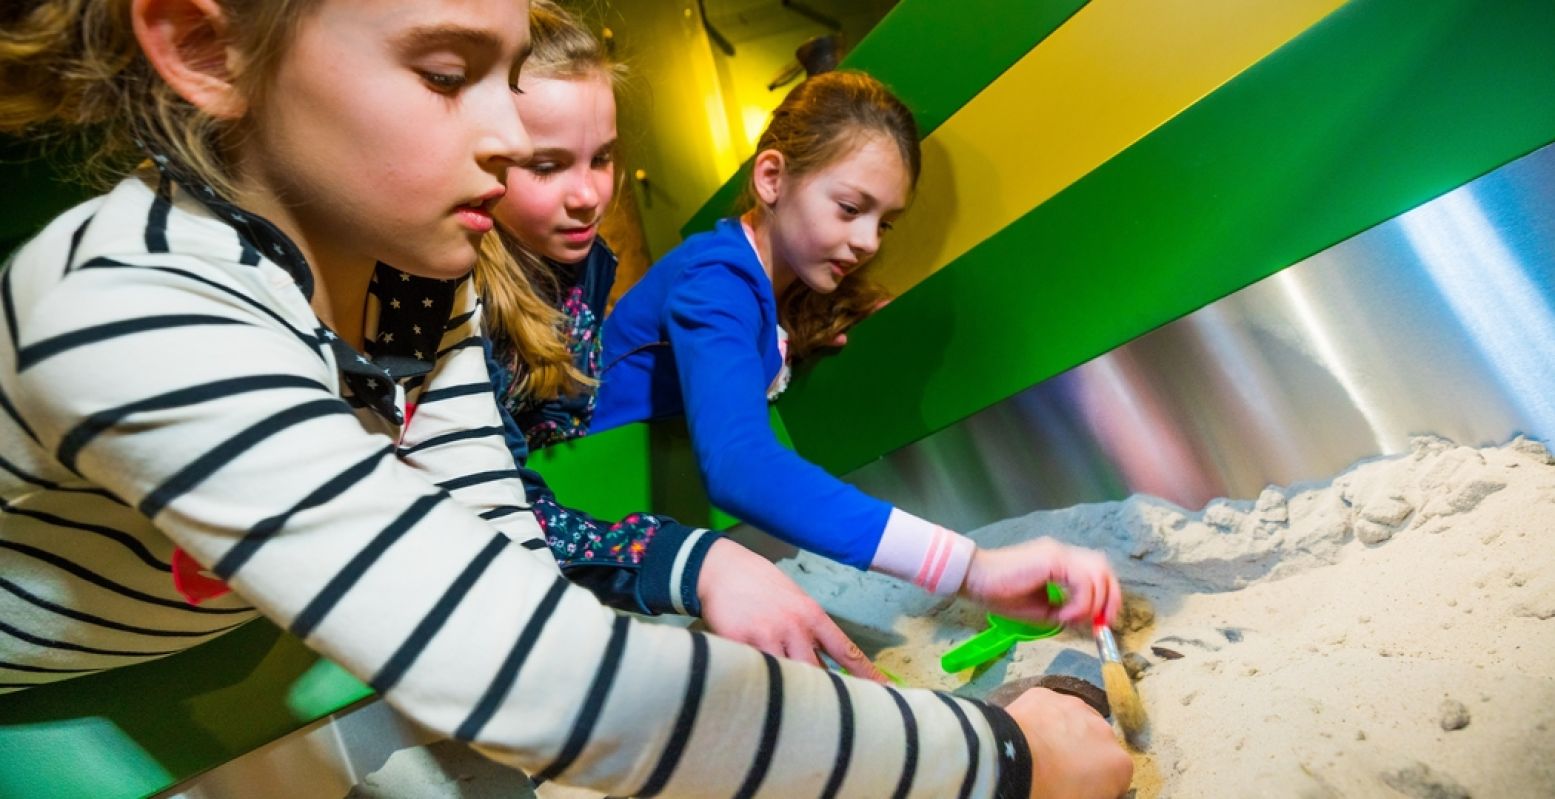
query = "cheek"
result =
(496, 182, 561, 240)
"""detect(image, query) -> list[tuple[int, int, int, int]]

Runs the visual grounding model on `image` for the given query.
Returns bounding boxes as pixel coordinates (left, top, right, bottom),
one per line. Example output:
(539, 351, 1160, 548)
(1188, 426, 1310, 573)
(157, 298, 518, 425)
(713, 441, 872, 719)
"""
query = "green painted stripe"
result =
(678, 0, 1088, 239)
(778, 0, 1555, 476)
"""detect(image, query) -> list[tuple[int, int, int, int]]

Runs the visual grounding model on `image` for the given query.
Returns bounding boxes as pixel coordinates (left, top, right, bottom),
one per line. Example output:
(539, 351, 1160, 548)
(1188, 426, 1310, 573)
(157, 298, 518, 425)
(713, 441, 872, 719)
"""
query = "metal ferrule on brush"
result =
(1095, 626, 1123, 662)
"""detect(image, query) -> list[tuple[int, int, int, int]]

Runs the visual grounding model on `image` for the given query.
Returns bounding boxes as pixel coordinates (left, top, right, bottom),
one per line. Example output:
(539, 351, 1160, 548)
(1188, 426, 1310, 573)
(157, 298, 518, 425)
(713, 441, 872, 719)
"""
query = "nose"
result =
(850, 222, 881, 261)
(476, 85, 533, 173)
(565, 175, 600, 214)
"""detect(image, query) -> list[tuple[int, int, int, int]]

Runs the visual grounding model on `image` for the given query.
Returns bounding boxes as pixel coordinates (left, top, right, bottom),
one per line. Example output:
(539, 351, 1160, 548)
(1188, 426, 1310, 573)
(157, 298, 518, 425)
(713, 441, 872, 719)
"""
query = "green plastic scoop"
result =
(939, 583, 1067, 674)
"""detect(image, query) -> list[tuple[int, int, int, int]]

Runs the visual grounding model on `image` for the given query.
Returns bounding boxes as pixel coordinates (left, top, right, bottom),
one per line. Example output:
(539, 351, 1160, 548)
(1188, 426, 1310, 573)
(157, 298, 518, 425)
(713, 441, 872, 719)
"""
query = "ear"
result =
(751, 148, 786, 207)
(132, 0, 247, 120)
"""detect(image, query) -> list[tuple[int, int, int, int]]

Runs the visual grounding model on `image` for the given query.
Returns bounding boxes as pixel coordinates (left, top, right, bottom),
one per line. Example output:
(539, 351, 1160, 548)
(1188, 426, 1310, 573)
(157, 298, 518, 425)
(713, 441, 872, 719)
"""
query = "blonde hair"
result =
(741, 70, 920, 361)
(476, 0, 623, 402)
(0, 0, 317, 197)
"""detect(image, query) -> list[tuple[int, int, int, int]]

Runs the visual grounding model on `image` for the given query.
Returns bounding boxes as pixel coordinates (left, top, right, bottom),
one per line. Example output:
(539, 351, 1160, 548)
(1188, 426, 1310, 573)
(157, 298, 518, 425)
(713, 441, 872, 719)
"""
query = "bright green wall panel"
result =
(778, 0, 1555, 475)
(679, 0, 1088, 238)
(529, 422, 653, 522)
(0, 621, 367, 799)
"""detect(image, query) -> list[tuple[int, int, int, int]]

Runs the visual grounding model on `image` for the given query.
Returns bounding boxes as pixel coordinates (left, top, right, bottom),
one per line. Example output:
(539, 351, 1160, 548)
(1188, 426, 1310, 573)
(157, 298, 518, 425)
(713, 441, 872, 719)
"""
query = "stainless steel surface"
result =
(841, 142, 1555, 534)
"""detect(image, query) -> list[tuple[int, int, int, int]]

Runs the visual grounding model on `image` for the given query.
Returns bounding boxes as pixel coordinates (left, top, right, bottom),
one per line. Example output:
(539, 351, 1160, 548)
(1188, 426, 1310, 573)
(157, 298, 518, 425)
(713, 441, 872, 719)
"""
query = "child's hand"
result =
(697, 538, 886, 681)
(960, 538, 1122, 627)
(1006, 687, 1134, 798)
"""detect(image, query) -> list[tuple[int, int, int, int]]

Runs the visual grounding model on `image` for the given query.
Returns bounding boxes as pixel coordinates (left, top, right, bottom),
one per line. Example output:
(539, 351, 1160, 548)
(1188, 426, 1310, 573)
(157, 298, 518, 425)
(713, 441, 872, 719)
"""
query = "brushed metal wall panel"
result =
(842, 141, 1555, 534)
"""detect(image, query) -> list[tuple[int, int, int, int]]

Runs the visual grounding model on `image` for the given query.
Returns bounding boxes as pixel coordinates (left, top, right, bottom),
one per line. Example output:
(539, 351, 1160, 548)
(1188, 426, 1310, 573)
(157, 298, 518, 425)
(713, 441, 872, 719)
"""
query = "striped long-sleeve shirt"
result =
(0, 171, 1033, 798)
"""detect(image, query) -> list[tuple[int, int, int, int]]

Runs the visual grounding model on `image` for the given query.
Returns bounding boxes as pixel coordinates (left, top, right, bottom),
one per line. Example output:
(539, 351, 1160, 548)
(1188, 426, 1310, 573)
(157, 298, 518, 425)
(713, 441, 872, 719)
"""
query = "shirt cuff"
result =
(868, 508, 975, 595)
(637, 523, 719, 616)
(968, 700, 1035, 799)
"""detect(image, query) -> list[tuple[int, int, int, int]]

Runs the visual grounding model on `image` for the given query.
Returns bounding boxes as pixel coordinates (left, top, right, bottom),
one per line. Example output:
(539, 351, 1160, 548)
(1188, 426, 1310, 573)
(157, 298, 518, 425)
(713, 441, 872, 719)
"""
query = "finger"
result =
(812, 617, 886, 682)
(1105, 571, 1124, 627)
(782, 634, 825, 669)
(1057, 573, 1095, 625)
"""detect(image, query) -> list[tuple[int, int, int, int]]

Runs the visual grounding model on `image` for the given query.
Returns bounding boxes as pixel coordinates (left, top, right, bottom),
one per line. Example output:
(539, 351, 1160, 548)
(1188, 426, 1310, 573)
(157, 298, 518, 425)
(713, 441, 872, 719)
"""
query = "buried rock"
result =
(1381, 762, 1472, 799)
(985, 674, 1110, 718)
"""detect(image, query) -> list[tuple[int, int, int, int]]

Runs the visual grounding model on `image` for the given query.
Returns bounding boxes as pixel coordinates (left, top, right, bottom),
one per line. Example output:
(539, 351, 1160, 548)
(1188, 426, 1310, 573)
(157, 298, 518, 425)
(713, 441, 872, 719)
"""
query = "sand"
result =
(353, 436, 1555, 797)
(782, 435, 1555, 797)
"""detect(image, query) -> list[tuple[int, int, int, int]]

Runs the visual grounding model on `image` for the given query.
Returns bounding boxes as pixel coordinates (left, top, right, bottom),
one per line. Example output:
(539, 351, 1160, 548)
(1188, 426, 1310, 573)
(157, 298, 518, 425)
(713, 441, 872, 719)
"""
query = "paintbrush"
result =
(1094, 617, 1149, 749)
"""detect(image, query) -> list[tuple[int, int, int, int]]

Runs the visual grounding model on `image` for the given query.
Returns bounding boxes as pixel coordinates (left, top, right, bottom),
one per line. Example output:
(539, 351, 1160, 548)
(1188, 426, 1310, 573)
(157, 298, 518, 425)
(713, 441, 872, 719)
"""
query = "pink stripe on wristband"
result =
(872, 508, 975, 595)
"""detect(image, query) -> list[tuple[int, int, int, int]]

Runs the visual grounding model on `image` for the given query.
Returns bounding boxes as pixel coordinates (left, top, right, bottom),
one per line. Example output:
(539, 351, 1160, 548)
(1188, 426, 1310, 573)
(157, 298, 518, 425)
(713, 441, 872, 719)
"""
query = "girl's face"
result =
(240, 0, 533, 279)
(495, 72, 617, 264)
(767, 134, 909, 294)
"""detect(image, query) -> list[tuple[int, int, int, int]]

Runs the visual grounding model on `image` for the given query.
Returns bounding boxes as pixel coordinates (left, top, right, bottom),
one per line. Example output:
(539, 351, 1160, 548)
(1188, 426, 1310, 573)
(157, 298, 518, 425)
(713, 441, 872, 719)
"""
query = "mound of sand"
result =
(783, 436, 1555, 797)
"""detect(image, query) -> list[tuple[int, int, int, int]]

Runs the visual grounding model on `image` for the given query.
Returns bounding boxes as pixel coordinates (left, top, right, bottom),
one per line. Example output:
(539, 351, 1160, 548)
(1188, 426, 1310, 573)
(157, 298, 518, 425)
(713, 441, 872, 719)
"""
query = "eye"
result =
(838, 202, 860, 217)
(879, 220, 895, 233)
(419, 70, 467, 93)
(591, 152, 614, 169)
(526, 161, 560, 177)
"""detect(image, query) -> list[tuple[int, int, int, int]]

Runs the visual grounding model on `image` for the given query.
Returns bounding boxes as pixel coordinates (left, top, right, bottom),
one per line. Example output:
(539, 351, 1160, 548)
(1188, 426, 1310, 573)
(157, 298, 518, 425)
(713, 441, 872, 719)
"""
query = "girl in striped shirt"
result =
(0, 1, 1131, 797)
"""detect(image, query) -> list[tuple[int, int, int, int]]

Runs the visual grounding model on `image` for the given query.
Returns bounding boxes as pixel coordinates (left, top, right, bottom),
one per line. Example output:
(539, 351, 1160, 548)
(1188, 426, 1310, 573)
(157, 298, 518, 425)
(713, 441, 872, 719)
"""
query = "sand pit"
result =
(782, 435, 1555, 797)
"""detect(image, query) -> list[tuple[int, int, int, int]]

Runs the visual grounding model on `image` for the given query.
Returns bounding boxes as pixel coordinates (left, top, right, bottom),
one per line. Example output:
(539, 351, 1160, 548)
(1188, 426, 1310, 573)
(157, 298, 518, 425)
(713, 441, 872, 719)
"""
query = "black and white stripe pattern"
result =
(0, 174, 1032, 795)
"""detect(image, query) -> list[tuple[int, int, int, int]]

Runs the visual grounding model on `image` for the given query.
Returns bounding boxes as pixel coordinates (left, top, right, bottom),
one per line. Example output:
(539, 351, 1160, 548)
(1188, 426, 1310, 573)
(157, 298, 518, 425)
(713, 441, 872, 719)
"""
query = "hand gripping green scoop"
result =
(940, 582, 1067, 673)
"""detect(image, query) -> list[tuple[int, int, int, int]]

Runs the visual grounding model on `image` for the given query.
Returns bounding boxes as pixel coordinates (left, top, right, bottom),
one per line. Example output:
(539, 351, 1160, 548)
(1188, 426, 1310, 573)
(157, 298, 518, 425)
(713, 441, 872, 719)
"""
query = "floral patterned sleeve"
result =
(484, 337, 716, 617)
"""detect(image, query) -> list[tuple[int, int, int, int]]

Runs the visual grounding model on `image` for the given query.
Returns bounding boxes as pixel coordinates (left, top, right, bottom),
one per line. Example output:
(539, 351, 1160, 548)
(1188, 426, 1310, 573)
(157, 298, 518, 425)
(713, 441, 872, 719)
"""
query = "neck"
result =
(232, 183, 376, 351)
(741, 210, 796, 297)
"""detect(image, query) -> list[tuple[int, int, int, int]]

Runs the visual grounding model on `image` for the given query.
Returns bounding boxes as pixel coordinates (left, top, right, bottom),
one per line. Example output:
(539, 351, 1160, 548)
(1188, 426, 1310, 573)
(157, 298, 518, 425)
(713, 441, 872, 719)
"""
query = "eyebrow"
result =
(393, 24, 508, 56)
(839, 184, 905, 214)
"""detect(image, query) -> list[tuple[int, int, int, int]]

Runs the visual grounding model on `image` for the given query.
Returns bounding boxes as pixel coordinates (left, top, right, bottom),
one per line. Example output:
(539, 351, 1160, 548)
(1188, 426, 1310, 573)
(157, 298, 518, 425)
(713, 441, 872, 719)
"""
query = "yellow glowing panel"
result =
(873, 0, 1347, 295)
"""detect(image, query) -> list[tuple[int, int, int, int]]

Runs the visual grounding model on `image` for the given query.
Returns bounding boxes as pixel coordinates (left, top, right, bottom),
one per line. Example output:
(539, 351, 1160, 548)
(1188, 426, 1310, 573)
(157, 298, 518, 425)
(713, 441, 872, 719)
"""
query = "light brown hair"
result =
(742, 70, 920, 361)
(476, 0, 623, 403)
(0, 0, 317, 196)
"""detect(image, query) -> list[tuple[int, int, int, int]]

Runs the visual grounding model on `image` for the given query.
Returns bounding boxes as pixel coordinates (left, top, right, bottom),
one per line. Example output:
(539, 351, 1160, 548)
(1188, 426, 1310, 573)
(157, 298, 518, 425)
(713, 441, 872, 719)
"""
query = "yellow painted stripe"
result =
(874, 0, 1346, 295)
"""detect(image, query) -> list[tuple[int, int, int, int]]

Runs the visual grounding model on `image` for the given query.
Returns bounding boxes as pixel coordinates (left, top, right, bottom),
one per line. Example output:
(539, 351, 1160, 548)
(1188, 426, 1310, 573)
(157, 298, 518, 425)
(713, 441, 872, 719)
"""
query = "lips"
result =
(559, 223, 597, 246)
(456, 188, 505, 234)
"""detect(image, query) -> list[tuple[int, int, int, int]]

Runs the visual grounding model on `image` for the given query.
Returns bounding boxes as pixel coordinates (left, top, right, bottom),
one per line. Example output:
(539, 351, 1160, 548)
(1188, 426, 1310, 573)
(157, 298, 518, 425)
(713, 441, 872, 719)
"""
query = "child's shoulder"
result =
(6, 175, 314, 334)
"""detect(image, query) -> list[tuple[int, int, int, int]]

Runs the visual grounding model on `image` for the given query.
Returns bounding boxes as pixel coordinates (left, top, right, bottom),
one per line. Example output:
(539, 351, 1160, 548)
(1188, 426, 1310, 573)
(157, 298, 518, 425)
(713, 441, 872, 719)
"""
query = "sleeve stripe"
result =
(444, 309, 476, 331)
(933, 694, 982, 799)
(968, 701, 1034, 799)
(63, 213, 94, 272)
(18, 314, 252, 372)
(214, 444, 394, 579)
(519, 538, 548, 551)
(532, 614, 632, 783)
(818, 671, 856, 799)
(371, 533, 508, 694)
(0, 659, 103, 675)
(0, 539, 252, 615)
(886, 688, 920, 799)
(435, 469, 522, 493)
(238, 237, 260, 266)
(138, 397, 350, 519)
(417, 383, 491, 404)
(0, 453, 121, 502)
(636, 630, 710, 797)
(731, 653, 784, 799)
(479, 505, 528, 521)
(435, 336, 482, 360)
(0, 495, 170, 571)
(399, 425, 505, 456)
(0, 618, 181, 658)
(0, 385, 38, 444)
(455, 575, 570, 741)
(75, 259, 321, 351)
(59, 374, 330, 471)
(0, 576, 247, 638)
(289, 492, 444, 639)
(145, 178, 172, 254)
